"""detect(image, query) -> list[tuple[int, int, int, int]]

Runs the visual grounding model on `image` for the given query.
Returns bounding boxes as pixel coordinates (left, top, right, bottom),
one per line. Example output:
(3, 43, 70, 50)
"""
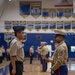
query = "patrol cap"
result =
(13, 26, 25, 32)
(41, 42, 47, 45)
(54, 30, 65, 38)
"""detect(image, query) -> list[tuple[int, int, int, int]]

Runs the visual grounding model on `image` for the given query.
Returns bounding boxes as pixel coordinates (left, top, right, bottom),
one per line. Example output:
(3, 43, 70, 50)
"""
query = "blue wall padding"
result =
(0, 33, 75, 58)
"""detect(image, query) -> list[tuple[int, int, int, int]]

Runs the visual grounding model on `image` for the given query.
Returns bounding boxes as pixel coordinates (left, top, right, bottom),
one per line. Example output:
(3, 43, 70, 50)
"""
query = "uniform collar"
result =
(56, 41, 64, 46)
(59, 40, 64, 45)
(15, 37, 22, 43)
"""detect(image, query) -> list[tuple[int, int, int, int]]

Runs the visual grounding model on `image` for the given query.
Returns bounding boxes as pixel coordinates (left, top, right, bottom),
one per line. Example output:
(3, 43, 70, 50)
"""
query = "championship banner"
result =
(57, 21, 63, 30)
(71, 8, 75, 18)
(21, 32, 27, 43)
(11, 32, 15, 40)
(42, 8, 49, 19)
(64, 21, 71, 31)
(4, 32, 12, 43)
(5, 21, 11, 31)
(30, 1, 41, 18)
(12, 21, 20, 27)
(27, 21, 34, 31)
(63, 8, 71, 18)
(20, 21, 26, 29)
(42, 21, 49, 31)
(72, 21, 75, 31)
(35, 21, 41, 31)
(49, 8, 56, 18)
(19, 1, 30, 18)
(57, 8, 63, 18)
(49, 21, 56, 31)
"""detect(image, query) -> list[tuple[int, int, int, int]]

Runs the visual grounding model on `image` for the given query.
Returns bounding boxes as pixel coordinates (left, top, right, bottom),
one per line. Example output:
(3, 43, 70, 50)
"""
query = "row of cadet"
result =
(29, 42, 50, 65)
(0, 45, 10, 64)
(0, 44, 35, 65)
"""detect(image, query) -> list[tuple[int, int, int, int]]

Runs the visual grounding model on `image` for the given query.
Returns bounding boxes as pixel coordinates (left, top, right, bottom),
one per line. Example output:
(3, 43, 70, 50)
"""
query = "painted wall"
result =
(0, 33, 75, 58)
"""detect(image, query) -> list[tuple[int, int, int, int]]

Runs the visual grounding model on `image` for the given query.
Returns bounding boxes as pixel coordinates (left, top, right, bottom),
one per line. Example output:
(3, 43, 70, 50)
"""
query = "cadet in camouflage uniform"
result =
(42, 30, 68, 75)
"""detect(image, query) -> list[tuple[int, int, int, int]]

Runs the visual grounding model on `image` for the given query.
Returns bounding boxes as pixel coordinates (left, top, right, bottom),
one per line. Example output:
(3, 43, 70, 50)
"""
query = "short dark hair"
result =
(14, 30, 22, 36)
(14, 32, 17, 36)
(30, 45, 33, 47)
(55, 34, 65, 38)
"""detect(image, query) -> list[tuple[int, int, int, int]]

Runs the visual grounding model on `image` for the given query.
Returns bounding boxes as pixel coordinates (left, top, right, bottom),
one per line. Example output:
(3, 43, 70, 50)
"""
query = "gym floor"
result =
(8, 58, 75, 75)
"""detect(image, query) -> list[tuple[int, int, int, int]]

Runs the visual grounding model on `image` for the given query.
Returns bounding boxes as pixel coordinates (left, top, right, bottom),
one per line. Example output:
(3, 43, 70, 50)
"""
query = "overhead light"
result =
(9, 0, 11, 1)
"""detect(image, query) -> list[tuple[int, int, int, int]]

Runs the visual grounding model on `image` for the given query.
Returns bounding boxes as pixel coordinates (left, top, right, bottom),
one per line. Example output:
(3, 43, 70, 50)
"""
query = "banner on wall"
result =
(11, 32, 15, 40)
(49, 8, 56, 18)
(5, 21, 11, 31)
(35, 21, 41, 31)
(42, 21, 49, 31)
(27, 21, 34, 31)
(30, 1, 41, 18)
(63, 8, 71, 18)
(49, 21, 56, 31)
(19, 21, 26, 29)
(57, 8, 63, 18)
(64, 21, 71, 31)
(57, 21, 63, 30)
(12, 21, 20, 27)
(4, 32, 12, 43)
(42, 8, 49, 19)
(72, 8, 75, 18)
(72, 21, 75, 31)
(20, 1, 30, 18)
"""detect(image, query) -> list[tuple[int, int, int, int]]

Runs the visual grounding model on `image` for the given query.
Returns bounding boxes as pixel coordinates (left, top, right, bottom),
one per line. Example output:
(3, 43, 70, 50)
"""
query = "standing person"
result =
(6, 47, 10, 61)
(9, 26, 25, 75)
(42, 30, 68, 75)
(36, 46, 42, 61)
(29, 45, 34, 64)
(0, 45, 5, 63)
(2, 45, 5, 60)
(40, 42, 49, 72)
(0, 45, 3, 64)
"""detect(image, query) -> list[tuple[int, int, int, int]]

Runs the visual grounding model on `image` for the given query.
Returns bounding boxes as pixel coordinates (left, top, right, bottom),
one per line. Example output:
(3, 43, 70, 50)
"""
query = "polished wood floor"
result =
(7, 58, 75, 75)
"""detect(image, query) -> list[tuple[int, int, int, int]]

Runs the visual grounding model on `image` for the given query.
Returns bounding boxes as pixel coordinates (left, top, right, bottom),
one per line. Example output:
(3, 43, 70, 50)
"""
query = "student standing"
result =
(9, 26, 25, 75)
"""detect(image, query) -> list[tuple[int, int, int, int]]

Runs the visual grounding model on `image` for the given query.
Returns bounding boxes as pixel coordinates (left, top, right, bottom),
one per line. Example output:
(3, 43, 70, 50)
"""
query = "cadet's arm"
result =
(10, 43, 17, 70)
(11, 56, 16, 69)
(42, 56, 53, 62)
(51, 48, 66, 71)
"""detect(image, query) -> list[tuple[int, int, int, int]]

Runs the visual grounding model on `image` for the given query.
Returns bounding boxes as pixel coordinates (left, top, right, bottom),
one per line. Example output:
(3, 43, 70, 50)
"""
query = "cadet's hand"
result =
(41, 55, 46, 59)
(12, 68, 16, 75)
(22, 44, 24, 47)
(51, 67, 55, 71)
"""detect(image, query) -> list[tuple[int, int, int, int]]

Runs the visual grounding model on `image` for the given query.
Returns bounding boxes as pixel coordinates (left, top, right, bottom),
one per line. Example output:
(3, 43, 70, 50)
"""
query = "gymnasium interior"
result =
(0, 0, 75, 75)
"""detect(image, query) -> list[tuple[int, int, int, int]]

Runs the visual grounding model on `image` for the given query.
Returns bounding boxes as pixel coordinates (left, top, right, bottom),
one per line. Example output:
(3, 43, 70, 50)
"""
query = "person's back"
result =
(30, 47, 34, 54)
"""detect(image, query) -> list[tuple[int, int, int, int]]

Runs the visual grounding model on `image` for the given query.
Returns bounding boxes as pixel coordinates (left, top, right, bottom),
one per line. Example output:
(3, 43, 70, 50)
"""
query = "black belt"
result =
(16, 61, 23, 64)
